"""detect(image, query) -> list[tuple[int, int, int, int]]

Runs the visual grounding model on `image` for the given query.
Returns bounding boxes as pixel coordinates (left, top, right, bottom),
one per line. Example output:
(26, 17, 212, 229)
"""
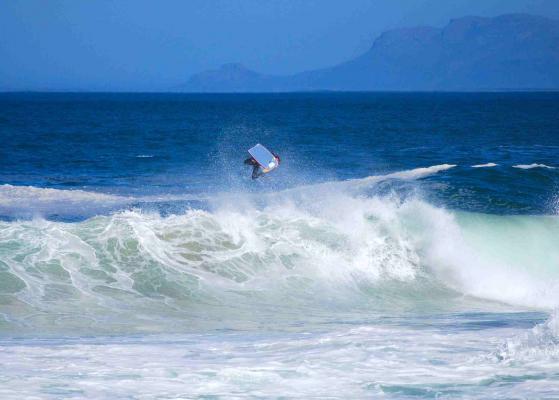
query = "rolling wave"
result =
(0, 183, 558, 334)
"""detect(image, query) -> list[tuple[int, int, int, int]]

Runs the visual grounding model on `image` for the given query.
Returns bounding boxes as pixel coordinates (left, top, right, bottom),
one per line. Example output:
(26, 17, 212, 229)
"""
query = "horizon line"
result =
(2, 88, 559, 95)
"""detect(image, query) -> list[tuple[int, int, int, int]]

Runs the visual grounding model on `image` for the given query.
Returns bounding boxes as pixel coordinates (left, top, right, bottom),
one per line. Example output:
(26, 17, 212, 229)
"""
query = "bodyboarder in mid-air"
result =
(244, 145, 280, 179)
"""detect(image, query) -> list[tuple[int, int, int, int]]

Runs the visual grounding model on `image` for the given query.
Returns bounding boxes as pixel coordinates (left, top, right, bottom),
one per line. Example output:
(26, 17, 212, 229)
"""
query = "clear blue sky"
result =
(1, 0, 558, 91)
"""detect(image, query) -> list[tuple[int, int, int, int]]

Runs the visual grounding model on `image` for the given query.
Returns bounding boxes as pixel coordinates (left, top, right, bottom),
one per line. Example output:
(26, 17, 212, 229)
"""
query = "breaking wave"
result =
(1, 197, 558, 334)
(0, 165, 558, 335)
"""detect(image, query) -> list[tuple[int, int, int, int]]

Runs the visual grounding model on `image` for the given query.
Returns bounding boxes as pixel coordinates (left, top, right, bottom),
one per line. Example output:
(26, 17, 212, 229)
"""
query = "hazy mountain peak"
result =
(182, 13, 559, 92)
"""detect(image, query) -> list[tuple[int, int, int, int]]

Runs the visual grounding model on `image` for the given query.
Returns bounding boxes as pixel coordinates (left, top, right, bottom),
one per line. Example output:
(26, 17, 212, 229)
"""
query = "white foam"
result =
(349, 163, 457, 185)
(2, 320, 559, 399)
(513, 163, 556, 170)
(496, 311, 559, 362)
(472, 163, 498, 168)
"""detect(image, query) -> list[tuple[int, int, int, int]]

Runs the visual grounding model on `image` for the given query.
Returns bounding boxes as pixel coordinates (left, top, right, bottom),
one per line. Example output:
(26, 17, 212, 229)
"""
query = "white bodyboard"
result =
(248, 144, 278, 173)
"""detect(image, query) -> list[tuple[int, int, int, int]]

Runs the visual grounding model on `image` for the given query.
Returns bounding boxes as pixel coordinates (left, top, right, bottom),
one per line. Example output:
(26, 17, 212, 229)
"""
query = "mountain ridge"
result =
(181, 13, 559, 92)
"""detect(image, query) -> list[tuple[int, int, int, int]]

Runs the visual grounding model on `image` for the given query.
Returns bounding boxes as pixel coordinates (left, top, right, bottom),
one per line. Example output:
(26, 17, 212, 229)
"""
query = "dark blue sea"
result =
(0, 92, 558, 399)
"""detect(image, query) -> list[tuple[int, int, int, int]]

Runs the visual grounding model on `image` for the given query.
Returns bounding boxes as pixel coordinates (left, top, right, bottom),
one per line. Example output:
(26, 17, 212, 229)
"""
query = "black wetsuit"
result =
(244, 157, 263, 179)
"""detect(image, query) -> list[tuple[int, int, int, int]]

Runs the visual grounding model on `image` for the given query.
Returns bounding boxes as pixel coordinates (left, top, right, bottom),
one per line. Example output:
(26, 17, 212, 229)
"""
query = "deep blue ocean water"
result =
(0, 93, 558, 398)
(1, 92, 558, 215)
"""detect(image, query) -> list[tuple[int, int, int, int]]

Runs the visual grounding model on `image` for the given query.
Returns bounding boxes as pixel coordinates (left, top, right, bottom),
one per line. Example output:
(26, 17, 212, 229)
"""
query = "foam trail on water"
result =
(351, 163, 457, 184)
(513, 163, 556, 170)
(472, 163, 498, 168)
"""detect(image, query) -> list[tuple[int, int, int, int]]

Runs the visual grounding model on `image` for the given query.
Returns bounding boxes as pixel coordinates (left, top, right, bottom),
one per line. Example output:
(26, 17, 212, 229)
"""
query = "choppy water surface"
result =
(0, 92, 558, 398)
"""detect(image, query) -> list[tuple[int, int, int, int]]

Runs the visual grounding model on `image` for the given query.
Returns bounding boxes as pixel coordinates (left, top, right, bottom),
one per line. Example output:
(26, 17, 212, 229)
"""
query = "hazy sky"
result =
(2, 0, 559, 91)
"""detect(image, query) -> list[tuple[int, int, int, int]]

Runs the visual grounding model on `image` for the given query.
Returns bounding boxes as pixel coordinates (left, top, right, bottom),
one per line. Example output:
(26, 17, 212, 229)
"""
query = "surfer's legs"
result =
(252, 165, 263, 179)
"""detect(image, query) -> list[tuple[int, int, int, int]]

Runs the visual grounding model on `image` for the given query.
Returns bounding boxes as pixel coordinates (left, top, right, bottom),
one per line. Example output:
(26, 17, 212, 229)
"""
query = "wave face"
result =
(1, 177, 558, 335)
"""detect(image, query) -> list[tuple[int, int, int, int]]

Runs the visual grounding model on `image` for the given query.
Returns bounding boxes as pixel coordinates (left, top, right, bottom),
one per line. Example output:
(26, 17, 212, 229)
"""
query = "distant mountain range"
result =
(181, 14, 559, 92)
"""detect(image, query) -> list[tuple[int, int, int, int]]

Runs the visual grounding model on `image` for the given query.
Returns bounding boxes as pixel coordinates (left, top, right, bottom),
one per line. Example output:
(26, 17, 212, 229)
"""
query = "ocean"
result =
(0, 92, 558, 398)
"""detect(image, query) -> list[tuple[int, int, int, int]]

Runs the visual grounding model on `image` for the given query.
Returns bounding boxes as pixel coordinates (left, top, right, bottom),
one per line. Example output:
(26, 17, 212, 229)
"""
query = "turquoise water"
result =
(0, 92, 558, 398)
